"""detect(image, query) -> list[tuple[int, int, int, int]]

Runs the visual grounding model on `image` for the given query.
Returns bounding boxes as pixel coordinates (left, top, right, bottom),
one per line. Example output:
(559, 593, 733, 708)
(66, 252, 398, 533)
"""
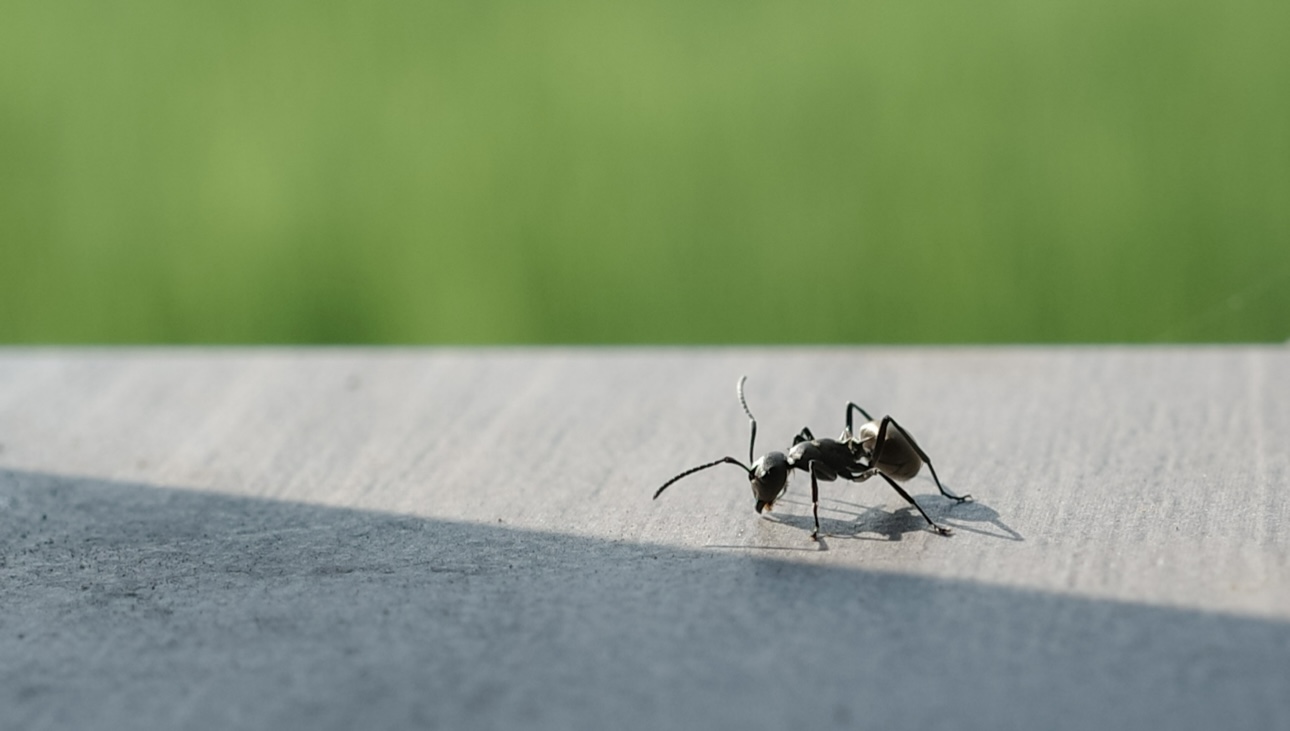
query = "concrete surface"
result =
(1, 346, 1287, 730)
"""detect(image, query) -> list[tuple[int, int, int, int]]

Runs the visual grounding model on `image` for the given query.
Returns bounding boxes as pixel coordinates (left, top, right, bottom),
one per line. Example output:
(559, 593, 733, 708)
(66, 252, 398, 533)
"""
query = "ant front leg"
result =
(808, 461, 822, 540)
(877, 416, 971, 502)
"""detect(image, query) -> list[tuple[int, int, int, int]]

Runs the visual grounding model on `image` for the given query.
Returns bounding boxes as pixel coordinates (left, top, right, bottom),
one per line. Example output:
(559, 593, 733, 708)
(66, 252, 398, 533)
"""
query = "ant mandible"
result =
(652, 376, 971, 540)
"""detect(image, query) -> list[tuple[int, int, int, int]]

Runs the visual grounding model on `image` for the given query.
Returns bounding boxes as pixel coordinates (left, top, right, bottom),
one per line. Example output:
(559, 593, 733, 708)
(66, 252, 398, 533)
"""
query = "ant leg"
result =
(880, 417, 971, 502)
(879, 474, 953, 536)
(851, 466, 879, 483)
(808, 461, 822, 540)
(793, 427, 816, 445)
(845, 402, 874, 434)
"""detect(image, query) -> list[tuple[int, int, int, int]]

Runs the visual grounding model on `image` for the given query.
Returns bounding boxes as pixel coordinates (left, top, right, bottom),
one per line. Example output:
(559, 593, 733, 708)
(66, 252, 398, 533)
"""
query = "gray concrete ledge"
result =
(1, 346, 1287, 730)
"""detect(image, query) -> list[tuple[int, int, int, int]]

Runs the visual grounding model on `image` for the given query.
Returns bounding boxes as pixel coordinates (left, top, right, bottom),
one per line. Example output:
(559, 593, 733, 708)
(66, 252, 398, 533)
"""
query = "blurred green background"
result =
(2, 0, 1287, 344)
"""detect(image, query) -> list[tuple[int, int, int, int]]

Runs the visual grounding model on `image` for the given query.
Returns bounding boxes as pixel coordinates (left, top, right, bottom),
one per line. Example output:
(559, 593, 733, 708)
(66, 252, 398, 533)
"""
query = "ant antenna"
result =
(738, 375, 757, 465)
(653, 456, 752, 500)
(652, 377, 761, 501)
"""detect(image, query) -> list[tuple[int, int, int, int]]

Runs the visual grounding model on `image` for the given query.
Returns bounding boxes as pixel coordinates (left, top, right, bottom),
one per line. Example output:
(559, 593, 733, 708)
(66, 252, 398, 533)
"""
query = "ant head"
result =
(750, 451, 790, 512)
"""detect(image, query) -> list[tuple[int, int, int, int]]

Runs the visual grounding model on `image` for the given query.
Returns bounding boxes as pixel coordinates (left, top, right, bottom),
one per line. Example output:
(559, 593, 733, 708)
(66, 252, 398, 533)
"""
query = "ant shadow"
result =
(767, 493, 1023, 544)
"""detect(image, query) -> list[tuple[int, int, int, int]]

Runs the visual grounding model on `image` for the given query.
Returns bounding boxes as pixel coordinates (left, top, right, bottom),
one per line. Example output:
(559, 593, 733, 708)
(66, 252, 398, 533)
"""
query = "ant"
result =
(652, 377, 971, 540)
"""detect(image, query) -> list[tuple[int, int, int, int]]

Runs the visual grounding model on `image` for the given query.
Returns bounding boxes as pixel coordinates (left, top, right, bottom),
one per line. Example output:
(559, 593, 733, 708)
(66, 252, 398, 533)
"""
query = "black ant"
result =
(652, 376, 971, 540)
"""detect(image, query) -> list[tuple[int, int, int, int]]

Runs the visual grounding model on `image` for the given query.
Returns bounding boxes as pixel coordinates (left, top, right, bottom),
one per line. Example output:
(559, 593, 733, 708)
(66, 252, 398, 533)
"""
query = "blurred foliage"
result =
(1, 0, 1287, 343)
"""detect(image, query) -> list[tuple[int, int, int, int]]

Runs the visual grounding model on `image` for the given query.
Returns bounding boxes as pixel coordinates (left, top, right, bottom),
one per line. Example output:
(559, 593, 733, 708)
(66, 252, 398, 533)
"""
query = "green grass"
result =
(2, 0, 1287, 343)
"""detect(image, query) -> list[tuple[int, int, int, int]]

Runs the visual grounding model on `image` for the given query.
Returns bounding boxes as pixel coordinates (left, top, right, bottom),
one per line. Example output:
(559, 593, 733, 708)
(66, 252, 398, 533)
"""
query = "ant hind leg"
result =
(879, 417, 971, 502)
(880, 474, 953, 536)
(844, 403, 873, 435)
